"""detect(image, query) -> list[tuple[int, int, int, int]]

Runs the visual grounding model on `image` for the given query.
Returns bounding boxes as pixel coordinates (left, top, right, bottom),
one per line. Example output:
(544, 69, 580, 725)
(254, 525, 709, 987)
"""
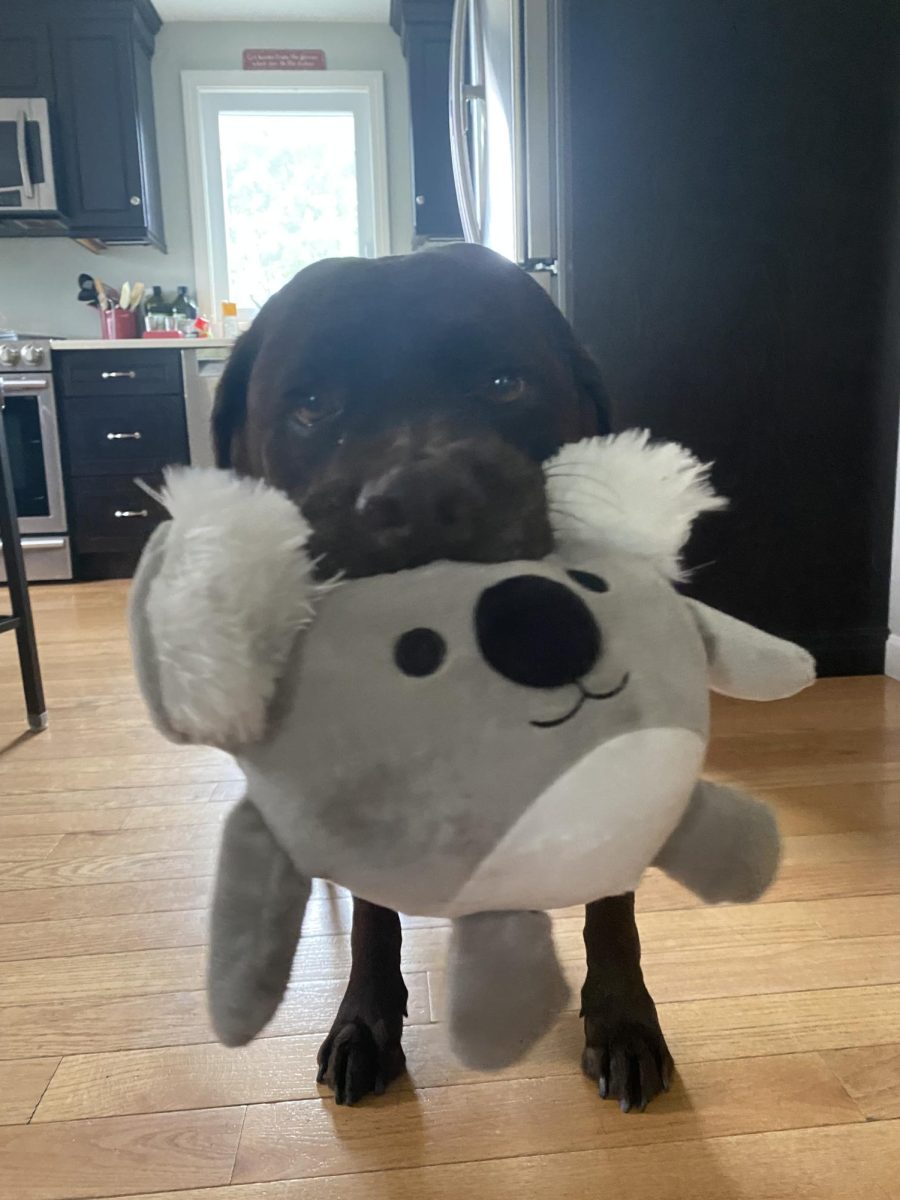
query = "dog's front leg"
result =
(580, 893, 673, 1112)
(316, 898, 408, 1105)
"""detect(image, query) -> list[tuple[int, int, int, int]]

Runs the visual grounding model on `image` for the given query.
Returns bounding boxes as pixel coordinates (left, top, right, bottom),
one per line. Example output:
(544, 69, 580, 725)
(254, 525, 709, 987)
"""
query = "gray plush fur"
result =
(448, 911, 570, 1069)
(129, 460, 816, 1069)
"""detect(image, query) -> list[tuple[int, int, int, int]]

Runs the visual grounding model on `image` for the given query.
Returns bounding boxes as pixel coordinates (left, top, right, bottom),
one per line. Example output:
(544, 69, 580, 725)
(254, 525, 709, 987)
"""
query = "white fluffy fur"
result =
(545, 431, 726, 580)
(145, 468, 318, 747)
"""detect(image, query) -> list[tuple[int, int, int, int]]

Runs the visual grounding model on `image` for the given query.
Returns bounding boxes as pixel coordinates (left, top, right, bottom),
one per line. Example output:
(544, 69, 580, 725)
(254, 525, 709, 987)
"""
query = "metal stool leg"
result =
(0, 410, 47, 732)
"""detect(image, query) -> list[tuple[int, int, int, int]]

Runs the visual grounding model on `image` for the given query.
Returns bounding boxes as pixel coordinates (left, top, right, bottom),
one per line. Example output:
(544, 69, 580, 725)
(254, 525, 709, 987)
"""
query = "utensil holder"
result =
(100, 308, 138, 340)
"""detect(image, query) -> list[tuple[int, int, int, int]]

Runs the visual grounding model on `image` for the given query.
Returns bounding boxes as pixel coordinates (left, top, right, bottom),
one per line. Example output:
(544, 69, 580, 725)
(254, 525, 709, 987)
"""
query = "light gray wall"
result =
(0, 20, 412, 338)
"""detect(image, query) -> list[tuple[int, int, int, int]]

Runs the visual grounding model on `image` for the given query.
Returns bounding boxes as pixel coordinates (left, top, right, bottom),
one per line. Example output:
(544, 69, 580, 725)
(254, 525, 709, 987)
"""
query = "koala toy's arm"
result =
(128, 468, 318, 751)
(208, 798, 310, 1046)
(687, 599, 815, 701)
(653, 780, 781, 903)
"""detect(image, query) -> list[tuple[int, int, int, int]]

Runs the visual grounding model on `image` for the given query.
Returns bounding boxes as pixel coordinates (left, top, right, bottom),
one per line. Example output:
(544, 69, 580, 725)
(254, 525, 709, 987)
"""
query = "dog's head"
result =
(212, 244, 611, 575)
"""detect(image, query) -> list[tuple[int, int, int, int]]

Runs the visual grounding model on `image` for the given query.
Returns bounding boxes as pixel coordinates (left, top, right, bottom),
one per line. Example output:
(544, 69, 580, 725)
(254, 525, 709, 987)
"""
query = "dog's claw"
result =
(317, 1014, 406, 1106)
(581, 988, 674, 1113)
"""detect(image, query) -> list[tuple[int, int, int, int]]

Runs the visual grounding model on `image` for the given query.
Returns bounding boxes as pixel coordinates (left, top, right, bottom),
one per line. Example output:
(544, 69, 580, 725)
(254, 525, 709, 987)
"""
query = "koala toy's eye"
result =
(394, 628, 447, 677)
(567, 569, 609, 594)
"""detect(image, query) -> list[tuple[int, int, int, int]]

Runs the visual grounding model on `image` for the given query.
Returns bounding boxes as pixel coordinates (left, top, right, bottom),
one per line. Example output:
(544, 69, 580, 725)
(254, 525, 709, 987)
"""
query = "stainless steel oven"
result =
(0, 98, 58, 214)
(0, 338, 72, 581)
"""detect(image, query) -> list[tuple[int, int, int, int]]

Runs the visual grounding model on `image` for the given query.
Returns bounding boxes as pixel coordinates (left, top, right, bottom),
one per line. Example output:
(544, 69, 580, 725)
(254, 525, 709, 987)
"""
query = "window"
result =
(182, 71, 390, 320)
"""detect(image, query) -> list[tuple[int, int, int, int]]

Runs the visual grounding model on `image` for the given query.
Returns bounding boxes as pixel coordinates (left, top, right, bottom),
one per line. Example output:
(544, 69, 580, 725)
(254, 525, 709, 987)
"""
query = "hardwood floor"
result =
(1, 580, 899, 1200)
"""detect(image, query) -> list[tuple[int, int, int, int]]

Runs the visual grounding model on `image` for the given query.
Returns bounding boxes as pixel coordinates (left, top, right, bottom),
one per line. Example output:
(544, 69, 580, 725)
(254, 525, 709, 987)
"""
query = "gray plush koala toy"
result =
(129, 431, 815, 1070)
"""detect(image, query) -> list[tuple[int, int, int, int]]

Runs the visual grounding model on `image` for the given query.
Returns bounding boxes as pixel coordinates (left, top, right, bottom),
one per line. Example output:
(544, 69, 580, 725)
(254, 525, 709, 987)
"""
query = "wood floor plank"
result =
(0, 785, 218, 813)
(824, 1044, 900, 1120)
(230, 1054, 863, 1185)
(73, 1122, 900, 1200)
(0, 909, 209, 962)
(0, 847, 217, 891)
(120, 801, 232, 830)
(0, 834, 63, 861)
(0, 809, 129, 837)
(0, 876, 213, 925)
(0, 974, 433, 1060)
(0, 946, 205, 1004)
(0, 1057, 59, 1125)
(757, 781, 900, 835)
(0, 757, 243, 796)
(634, 935, 900, 1005)
(47, 827, 224, 859)
(0, 1107, 246, 1200)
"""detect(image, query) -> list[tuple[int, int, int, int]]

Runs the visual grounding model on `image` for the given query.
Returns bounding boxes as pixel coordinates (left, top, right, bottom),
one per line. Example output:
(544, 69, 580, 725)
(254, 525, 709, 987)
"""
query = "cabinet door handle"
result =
(106, 431, 142, 440)
(101, 370, 137, 380)
(114, 509, 149, 519)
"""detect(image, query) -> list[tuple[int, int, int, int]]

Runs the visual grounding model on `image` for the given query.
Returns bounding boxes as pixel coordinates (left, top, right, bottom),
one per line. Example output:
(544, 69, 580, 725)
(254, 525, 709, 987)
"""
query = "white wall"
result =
(0, 20, 412, 338)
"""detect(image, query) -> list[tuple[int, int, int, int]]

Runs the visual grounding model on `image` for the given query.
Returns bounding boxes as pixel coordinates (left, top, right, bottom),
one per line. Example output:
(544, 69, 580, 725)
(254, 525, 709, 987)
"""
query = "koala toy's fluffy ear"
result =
(129, 468, 320, 750)
(545, 431, 726, 580)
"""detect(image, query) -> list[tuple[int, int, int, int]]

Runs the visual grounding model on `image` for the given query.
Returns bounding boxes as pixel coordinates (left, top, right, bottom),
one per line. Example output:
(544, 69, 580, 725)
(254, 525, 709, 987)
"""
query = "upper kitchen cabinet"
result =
(0, 0, 165, 249)
(391, 0, 463, 242)
(0, 9, 55, 99)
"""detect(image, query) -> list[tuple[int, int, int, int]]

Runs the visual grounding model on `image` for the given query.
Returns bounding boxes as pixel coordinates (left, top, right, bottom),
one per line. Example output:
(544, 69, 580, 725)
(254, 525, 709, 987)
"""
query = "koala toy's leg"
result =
(447, 911, 570, 1070)
(653, 780, 781, 904)
(208, 797, 310, 1047)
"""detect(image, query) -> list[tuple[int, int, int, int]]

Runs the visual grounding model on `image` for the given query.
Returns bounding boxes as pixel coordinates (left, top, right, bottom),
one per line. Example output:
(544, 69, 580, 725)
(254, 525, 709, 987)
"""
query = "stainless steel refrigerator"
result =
(446, 0, 900, 678)
(449, 0, 564, 308)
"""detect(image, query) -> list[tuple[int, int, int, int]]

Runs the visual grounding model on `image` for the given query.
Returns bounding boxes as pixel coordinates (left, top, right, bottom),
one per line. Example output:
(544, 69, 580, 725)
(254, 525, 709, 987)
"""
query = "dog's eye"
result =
(394, 628, 447, 677)
(292, 394, 342, 429)
(488, 373, 525, 401)
(567, 569, 609, 594)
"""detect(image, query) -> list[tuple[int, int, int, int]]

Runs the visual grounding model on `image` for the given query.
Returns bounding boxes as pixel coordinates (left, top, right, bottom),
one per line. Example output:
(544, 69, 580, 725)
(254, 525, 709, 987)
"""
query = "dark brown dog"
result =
(212, 242, 673, 1111)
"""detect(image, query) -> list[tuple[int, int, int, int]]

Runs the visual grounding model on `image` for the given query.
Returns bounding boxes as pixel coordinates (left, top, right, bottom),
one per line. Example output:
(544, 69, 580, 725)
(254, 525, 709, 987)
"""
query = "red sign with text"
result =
(243, 49, 327, 71)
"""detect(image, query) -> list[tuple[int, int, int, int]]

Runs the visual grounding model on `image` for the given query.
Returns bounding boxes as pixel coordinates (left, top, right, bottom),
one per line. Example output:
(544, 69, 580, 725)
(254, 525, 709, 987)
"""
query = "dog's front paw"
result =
(316, 996, 407, 1105)
(581, 984, 674, 1113)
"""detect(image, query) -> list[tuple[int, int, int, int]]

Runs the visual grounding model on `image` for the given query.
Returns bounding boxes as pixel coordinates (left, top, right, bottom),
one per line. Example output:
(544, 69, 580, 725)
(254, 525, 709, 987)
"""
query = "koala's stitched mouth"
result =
(530, 673, 630, 730)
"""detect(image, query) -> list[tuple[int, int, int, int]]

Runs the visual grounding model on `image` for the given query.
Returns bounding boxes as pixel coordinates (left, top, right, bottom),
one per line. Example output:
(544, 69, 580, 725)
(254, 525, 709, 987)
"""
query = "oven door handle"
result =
(0, 377, 50, 394)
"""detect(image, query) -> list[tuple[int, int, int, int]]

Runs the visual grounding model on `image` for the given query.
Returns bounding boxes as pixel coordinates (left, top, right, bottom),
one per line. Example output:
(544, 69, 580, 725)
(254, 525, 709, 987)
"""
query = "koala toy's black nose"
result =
(475, 575, 601, 689)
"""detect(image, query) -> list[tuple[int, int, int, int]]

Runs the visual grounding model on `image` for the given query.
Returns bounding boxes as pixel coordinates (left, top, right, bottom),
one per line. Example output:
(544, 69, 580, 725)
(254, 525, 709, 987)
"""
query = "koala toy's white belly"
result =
(444, 727, 706, 917)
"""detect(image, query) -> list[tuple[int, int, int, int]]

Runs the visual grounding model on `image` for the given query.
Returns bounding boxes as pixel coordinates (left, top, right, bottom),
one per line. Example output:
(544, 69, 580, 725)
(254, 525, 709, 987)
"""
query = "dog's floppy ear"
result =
(568, 338, 613, 437)
(212, 325, 263, 470)
(525, 281, 612, 435)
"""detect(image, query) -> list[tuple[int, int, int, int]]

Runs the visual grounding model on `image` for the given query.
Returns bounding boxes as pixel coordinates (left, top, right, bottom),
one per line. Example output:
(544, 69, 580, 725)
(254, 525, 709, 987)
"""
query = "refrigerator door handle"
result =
(523, 0, 556, 264)
(450, 0, 482, 242)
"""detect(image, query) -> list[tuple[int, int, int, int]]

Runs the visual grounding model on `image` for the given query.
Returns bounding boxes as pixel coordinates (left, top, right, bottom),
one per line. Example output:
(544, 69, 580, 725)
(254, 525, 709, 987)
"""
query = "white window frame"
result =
(181, 69, 391, 319)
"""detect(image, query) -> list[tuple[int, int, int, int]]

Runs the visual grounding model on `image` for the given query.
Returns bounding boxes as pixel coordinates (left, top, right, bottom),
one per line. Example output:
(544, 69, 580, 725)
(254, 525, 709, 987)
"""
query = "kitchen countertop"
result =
(50, 338, 235, 351)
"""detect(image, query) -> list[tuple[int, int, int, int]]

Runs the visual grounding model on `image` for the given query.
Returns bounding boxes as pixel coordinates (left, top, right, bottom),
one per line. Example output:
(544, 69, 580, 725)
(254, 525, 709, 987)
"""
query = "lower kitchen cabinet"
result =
(55, 349, 187, 579)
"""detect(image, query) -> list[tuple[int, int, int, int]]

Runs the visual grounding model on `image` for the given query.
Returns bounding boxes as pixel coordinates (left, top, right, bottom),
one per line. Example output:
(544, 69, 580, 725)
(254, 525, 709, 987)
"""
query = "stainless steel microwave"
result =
(0, 98, 58, 213)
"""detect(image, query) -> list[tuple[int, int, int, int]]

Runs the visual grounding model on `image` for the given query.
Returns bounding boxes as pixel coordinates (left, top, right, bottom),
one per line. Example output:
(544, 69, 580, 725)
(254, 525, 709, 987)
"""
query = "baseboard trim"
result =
(885, 634, 900, 680)
(791, 626, 888, 677)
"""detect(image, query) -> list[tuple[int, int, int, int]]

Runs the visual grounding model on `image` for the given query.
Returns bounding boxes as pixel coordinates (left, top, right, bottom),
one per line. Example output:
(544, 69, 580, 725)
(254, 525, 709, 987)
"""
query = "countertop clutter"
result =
(51, 339, 235, 351)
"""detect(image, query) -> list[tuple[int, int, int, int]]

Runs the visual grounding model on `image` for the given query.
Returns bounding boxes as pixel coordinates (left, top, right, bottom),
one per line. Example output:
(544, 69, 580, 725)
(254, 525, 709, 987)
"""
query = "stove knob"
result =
(0, 344, 21, 366)
(21, 344, 45, 366)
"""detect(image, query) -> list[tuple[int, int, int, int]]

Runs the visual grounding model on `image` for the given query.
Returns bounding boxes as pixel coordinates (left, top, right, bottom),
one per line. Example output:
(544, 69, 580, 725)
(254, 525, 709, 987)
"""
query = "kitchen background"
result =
(0, 11, 414, 337)
(3, 0, 900, 680)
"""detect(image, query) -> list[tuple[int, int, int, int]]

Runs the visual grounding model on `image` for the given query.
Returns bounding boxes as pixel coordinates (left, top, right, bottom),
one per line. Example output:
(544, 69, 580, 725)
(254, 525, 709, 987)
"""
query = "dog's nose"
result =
(475, 575, 601, 688)
(356, 467, 471, 541)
